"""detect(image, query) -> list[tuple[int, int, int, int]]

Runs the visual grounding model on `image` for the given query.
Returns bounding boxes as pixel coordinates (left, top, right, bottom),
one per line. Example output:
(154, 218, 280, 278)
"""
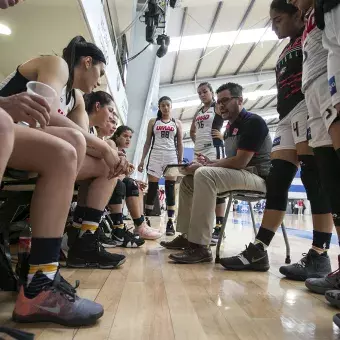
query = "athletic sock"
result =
(167, 209, 175, 219)
(312, 230, 332, 253)
(110, 212, 123, 229)
(79, 207, 104, 236)
(133, 216, 145, 228)
(72, 205, 86, 229)
(216, 216, 224, 229)
(254, 227, 275, 250)
(25, 237, 62, 298)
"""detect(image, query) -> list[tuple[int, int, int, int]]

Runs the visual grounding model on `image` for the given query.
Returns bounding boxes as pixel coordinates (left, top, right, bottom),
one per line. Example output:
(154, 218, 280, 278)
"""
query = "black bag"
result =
(0, 228, 18, 291)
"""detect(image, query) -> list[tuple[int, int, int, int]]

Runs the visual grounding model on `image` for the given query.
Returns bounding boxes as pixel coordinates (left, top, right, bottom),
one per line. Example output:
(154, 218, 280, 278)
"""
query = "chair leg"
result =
(281, 222, 291, 264)
(248, 202, 257, 236)
(216, 194, 232, 264)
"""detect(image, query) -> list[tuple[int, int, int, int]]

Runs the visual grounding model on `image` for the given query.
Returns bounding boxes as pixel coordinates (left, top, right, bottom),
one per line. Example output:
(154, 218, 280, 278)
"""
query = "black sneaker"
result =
(279, 249, 331, 281)
(98, 227, 117, 248)
(212, 226, 221, 241)
(160, 234, 189, 250)
(333, 313, 340, 329)
(169, 245, 213, 264)
(111, 226, 145, 248)
(60, 227, 80, 259)
(220, 242, 269, 271)
(326, 290, 340, 308)
(166, 219, 175, 236)
(305, 255, 340, 294)
(67, 230, 126, 269)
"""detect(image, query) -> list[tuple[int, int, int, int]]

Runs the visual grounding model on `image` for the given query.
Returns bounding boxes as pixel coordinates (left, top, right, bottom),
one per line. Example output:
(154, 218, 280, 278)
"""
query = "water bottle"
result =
(16, 222, 31, 287)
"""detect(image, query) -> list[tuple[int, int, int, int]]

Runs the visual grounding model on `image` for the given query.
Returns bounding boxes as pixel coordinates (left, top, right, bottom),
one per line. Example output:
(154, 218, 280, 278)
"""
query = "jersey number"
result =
(293, 122, 299, 137)
(161, 131, 170, 138)
(197, 121, 204, 129)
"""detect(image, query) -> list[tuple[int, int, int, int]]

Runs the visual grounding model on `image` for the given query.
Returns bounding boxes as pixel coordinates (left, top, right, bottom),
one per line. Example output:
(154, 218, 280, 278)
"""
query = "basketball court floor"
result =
(1, 212, 339, 339)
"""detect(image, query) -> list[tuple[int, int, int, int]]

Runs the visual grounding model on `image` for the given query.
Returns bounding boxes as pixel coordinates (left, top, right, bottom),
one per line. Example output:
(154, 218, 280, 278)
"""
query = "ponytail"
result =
(62, 36, 106, 94)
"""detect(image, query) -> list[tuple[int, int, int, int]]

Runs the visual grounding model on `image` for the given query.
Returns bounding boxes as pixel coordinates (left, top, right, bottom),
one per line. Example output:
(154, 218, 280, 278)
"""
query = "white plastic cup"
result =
(26, 81, 57, 128)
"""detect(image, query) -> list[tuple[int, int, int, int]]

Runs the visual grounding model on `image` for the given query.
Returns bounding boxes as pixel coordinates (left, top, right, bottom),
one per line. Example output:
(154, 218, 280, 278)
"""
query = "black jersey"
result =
(276, 32, 305, 120)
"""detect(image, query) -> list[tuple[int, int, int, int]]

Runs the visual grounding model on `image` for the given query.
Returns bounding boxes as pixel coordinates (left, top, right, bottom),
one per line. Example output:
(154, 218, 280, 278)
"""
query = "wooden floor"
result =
(1, 212, 340, 340)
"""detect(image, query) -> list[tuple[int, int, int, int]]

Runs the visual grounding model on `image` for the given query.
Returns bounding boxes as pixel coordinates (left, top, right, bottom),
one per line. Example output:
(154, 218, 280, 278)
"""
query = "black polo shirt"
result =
(224, 109, 272, 178)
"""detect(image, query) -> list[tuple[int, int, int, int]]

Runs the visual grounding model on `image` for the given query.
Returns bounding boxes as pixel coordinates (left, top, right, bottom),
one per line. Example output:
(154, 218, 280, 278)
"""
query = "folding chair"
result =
(215, 190, 291, 265)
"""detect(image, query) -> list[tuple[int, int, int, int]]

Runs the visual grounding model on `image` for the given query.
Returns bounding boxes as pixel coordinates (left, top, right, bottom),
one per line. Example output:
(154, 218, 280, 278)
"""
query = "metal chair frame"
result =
(215, 190, 291, 264)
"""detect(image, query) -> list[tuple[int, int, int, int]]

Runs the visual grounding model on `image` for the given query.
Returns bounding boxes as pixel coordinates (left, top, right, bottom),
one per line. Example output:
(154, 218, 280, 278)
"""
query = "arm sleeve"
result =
(238, 116, 269, 152)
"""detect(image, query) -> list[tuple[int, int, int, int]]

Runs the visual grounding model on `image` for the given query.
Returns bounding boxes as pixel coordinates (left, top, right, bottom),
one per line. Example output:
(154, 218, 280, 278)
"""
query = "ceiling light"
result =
(0, 23, 11, 35)
(172, 89, 278, 109)
(168, 28, 279, 53)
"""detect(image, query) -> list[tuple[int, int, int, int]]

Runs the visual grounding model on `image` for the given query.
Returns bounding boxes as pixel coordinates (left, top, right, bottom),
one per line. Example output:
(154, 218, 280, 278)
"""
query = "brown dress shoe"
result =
(169, 245, 213, 264)
(160, 234, 189, 250)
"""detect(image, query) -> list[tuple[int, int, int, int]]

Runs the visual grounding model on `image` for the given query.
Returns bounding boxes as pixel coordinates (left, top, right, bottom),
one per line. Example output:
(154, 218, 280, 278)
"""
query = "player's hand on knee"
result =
(0, 93, 50, 128)
(125, 163, 135, 176)
(113, 156, 129, 177)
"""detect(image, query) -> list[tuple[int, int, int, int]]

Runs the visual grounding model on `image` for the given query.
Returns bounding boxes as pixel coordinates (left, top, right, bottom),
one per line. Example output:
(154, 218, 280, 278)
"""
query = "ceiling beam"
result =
(255, 40, 283, 73)
(160, 70, 276, 102)
(260, 95, 277, 109)
(244, 84, 263, 107)
(191, 1, 223, 81)
(234, 19, 271, 75)
(213, 0, 256, 78)
(170, 7, 188, 84)
(248, 83, 276, 111)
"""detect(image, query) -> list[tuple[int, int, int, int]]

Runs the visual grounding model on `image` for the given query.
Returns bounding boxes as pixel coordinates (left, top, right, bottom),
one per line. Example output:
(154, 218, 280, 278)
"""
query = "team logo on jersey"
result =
(329, 76, 337, 96)
(273, 136, 281, 147)
(232, 128, 238, 136)
(279, 67, 286, 76)
(156, 126, 175, 131)
(196, 114, 210, 122)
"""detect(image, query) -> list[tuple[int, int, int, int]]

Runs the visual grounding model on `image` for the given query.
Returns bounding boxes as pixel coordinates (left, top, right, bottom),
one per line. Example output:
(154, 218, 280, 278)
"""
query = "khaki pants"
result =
(176, 167, 266, 246)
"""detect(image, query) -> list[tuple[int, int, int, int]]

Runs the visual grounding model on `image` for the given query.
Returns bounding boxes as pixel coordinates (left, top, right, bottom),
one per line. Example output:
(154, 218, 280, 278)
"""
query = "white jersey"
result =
(302, 8, 328, 92)
(59, 87, 76, 117)
(151, 118, 177, 152)
(194, 105, 216, 152)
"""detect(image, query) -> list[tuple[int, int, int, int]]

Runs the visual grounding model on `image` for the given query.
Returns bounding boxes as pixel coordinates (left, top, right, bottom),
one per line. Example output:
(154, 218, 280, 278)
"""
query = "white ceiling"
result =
(156, 0, 282, 136)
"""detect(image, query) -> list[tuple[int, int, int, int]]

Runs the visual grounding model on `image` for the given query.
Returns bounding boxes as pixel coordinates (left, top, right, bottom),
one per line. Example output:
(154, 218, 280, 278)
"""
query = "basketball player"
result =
(138, 96, 183, 236)
(191, 82, 226, 242)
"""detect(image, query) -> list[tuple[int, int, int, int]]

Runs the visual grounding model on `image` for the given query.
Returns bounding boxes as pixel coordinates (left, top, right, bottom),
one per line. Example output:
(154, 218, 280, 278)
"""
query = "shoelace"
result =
(236, 244, 249, 258)
(50, 272, 79, 302)
(293, 253, 310, 268)
(124, 226, 137, 239)
(98, 228, 111, 242)
(328, 267, 340, 278)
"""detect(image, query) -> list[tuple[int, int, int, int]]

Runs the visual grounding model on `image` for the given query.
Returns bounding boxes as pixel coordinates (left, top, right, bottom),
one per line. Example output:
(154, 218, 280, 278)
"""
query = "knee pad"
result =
(265, 159, 297, 211)
(146, 182, 159, 206)
(314, 147, 340, 225)
(123, 177, 139, 198)
(165, 180, 176, 207)
(298, 155, 331, 214)
(216, 197, 226, 205)
(109, 179, 126, 205)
